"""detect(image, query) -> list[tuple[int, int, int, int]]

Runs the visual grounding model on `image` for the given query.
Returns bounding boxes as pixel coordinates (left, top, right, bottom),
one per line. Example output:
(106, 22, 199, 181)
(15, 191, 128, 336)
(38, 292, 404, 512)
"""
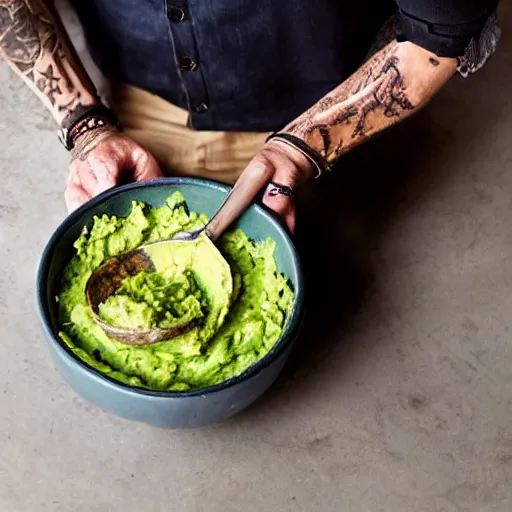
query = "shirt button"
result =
(167, 6, 185, 22)
(180, 56, 198, 71)
(191, 103, 209, 113)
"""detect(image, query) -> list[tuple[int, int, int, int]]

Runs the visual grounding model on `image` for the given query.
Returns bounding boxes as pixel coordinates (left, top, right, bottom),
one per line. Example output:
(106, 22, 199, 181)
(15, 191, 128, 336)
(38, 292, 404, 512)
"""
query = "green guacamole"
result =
(57, 192, 294, 391)
(98, 269, 207, 330)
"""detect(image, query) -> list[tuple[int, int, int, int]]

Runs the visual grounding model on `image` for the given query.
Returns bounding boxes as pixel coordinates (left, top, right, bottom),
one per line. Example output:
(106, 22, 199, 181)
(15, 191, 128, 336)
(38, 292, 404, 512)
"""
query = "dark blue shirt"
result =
(71, 0, 498, 132)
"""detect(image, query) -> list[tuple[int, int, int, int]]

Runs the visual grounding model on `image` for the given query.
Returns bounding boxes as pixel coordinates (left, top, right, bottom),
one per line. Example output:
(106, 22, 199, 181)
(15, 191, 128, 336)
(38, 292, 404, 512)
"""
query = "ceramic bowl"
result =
(36, 178, 304, 428)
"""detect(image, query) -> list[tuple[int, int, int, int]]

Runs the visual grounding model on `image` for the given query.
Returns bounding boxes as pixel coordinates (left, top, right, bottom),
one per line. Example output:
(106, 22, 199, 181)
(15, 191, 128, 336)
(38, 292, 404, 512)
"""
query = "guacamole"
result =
(57, 192, 294, 391)
(97, 269, 207, 330)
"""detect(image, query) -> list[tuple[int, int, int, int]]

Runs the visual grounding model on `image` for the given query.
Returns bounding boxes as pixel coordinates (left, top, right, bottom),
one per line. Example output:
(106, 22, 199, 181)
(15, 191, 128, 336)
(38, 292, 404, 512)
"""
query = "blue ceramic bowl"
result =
(37, 178, 304, 429)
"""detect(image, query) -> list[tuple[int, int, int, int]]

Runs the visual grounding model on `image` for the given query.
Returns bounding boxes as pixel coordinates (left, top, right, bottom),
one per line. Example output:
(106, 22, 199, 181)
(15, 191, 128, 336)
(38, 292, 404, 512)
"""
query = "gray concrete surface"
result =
(1, 2, 512, 511)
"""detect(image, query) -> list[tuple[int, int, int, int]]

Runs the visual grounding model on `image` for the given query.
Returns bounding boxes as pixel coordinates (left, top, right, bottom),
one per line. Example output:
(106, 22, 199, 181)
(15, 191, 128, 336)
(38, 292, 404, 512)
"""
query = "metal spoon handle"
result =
(205, 162, 273, 242)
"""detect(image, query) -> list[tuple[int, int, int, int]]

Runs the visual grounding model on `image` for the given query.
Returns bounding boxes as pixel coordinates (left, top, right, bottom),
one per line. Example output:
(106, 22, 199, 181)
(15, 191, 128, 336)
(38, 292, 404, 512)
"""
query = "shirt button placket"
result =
(166, 0, 210, 125)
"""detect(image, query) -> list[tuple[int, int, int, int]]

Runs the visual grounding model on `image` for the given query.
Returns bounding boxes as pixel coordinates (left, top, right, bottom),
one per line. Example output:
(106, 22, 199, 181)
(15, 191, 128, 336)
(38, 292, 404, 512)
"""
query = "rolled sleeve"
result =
(396, 0, 500, 57)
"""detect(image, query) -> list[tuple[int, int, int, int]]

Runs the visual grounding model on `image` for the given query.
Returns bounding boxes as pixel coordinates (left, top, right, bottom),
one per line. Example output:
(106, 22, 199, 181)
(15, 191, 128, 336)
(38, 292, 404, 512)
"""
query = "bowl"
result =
(37, 178, 304, 429)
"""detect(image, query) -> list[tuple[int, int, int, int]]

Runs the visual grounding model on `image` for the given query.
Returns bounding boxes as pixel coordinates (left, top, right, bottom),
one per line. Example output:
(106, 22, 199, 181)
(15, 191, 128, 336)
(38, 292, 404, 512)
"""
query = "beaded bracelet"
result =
(69, 115, 113, 144)
(58, 104, 122, 150)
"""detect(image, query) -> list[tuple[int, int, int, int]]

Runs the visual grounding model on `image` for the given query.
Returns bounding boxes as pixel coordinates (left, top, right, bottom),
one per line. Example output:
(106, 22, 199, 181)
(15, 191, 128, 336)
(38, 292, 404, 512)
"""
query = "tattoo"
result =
(352, 56, 414, 134)
(0, 0, 40, 73)
(58, 93, 82, 115)
(285, 42, 415, 163)
(0, 1, 55, 73)
(36, 63, 60, 105)
(0, 0, 84, 116)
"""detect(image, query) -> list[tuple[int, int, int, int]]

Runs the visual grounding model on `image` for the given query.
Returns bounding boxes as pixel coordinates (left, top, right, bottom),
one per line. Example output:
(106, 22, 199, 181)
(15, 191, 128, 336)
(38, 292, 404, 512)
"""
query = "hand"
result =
(243, 140, 315, 233)
(64, 126, 163, 213)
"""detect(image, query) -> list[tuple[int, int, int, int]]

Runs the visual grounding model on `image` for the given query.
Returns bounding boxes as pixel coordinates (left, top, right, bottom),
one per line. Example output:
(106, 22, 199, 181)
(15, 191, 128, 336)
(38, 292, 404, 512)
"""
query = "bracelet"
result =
(69, 115, 113, 145)
(266, 132, 331, 179)
(58, 104, 122, 150)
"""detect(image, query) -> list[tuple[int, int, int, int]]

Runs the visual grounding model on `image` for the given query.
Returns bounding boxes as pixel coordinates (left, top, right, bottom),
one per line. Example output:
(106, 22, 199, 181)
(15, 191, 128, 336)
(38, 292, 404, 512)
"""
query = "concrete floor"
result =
(1, 2, 512, 511)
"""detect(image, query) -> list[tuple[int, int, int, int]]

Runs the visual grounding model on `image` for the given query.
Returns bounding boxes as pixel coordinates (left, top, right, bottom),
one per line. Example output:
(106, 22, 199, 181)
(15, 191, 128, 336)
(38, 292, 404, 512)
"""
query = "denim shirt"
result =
(70, 0, 499, 132)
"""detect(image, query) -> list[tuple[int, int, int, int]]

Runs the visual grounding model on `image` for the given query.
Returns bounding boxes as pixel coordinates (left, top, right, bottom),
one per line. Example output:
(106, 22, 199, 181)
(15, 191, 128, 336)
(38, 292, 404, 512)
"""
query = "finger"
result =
(86, 151, 120, 194)
(65, 167, 91, 213)
(65, 184, 90, 214)
(73, 160, 99, 194)
(264, 190, 296, 233)
(262, 166, 298, 233)
(125, 146, 164, 182)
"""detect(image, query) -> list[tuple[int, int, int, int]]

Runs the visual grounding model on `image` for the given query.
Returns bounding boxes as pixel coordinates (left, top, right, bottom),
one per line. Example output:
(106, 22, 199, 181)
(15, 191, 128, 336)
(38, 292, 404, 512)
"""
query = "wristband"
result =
(58, 104, 122, 150)
(266, 132, 331, 178)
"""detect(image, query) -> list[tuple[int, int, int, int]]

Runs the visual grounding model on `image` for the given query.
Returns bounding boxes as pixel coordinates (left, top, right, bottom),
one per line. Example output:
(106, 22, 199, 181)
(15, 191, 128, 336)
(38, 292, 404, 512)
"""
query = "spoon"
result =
(85, 163, 274, 345)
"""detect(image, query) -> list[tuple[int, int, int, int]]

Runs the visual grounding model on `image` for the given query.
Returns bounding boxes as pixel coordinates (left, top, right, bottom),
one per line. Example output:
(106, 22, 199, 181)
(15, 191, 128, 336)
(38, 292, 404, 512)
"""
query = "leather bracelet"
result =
(58, 104, 122, 150)
(266, 132, 330, 179)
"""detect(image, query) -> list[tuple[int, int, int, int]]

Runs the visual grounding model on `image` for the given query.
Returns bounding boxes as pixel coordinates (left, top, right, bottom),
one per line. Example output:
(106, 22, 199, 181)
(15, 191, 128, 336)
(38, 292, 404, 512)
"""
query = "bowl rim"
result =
(37, 177, 305, 398)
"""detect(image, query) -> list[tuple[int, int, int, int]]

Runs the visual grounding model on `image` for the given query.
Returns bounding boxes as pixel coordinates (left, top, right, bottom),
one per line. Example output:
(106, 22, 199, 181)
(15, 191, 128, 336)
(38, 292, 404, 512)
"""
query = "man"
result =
(0, 1, 501, 231)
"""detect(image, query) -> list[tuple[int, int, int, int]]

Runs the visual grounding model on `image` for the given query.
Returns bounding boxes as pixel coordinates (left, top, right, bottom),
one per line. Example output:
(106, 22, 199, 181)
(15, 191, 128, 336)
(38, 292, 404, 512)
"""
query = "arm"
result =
(279, 0, 501, 165)
(0, 0, 97, 122)
(0, 0, 162, 212)
(251, 3, 500, 231)
(280, 40, 457, 166)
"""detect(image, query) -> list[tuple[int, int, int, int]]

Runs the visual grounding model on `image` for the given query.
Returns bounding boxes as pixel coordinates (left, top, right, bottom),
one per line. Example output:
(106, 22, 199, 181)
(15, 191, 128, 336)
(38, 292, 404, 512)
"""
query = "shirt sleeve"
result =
(396, 0, 500, 57)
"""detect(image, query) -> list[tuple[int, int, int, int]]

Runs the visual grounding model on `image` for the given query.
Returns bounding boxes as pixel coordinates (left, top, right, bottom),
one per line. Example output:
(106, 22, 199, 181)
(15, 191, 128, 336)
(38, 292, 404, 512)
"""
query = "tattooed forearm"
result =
(283, 40, 457, 164)
(0, 0, 40, 75)
(0, 0, 98, 122)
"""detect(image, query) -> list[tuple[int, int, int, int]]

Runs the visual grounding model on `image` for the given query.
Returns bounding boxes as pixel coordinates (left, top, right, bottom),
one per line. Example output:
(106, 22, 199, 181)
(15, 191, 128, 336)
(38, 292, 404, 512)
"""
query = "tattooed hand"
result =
(65, 128, 163, 213)
(240, 140, 315, 233)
